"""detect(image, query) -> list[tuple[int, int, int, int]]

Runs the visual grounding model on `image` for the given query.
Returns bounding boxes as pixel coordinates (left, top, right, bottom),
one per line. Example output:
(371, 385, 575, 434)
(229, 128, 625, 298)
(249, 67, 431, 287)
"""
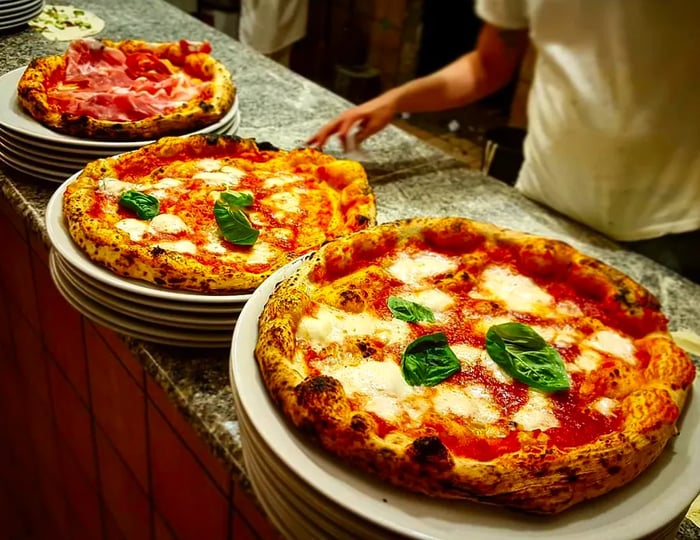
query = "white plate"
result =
(0, 0, 41, 16)
(54, 250, 243, 315)
(237, 399, 389, 540)
(0, 125, 132, 157)
(0, 150, 67, 182)
(50, 252, 234, 348)
(0, 7, 44, 30)
(0, 130, 94, 166)
(54, 252, 238, 329)
(46, 173, 255, 304)
(0, 0, 37, 10)
(0, 0, 44, 20)
(0, 128, 102, 165)
(230, 258, 700, 540)
(0, 140, 81, 172)
(0, 66, 239, 148)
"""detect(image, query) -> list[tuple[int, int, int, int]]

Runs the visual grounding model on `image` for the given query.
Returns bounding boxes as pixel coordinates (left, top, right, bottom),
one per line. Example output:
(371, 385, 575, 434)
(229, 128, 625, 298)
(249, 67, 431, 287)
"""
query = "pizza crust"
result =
(255, 217, 696, 514)
(63, 134, 375, 293)
(17, 39, 235, 140)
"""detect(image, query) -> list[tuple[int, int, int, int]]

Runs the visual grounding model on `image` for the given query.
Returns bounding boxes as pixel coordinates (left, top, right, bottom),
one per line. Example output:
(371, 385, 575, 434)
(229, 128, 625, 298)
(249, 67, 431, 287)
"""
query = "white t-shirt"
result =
(239, 0, 308, 55)
(476, 0, 700, 241)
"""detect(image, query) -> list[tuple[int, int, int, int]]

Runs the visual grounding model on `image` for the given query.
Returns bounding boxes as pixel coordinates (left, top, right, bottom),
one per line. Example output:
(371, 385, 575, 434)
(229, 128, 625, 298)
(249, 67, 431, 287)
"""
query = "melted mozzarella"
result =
(325, 357, 430, 422)
(433, 384, 500, 425)
(99, 177, 140, 197)
(406, 289, 454, 313)
(387, 252, 458, 286)
(156, 240, 197, 254)
(149, 214, 189, 234)
(196, 158, 223, 172)
(266, 192, 301, 218)
(263, 173, 303, 188)
(116, 218, 148, 241)
(204, 231, 227, 254)
(151, 177, 183, 189)
(584, 330, 637, 364)
(557, 300, 583, 317)
(451, 344, 512, 383)
(591, 397, 618, 417)
(246, 242, 276, 265)
(512, 390, 560, 431)
(571, 349, 602, 373)
(474, 265, 553, 313)
(530, 324, 583, 348)
(297, 305, 410, 348)
(193, 170, 242, 187)
(221, 165, 247, 179)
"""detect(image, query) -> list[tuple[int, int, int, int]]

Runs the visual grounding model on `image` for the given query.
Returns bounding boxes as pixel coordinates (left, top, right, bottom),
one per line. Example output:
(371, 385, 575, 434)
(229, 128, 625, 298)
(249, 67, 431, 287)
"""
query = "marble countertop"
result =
(1, 0, 699, 537)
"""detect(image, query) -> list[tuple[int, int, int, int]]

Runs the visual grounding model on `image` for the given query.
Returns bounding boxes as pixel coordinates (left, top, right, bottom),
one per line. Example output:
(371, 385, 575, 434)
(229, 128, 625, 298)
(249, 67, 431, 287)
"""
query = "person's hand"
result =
(306, 93, 398, 150)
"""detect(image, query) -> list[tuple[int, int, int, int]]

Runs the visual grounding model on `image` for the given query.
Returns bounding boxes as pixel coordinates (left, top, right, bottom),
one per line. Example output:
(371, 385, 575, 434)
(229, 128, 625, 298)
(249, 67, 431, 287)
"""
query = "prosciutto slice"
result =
(47, 38, 207, 121)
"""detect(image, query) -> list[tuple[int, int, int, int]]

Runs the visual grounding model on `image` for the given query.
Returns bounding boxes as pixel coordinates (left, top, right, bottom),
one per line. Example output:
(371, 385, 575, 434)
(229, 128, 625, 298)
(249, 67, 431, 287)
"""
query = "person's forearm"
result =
(384, 25, 527, 115)
(384, 52, 492, 113)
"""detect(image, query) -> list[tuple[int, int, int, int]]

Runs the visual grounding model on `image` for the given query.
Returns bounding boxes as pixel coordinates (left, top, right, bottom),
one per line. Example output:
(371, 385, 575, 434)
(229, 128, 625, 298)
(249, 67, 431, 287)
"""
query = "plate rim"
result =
(0, 66, 238, 148)
(49, 251, 233, 346)
(45, 173, 255, 304)
(229, 258, 700, 540)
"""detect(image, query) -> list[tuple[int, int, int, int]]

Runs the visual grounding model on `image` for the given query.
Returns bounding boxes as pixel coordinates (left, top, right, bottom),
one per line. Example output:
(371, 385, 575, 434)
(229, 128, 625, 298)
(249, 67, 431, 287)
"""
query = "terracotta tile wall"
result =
(0, 199, 279, 539)
(294, 0, 423, 101)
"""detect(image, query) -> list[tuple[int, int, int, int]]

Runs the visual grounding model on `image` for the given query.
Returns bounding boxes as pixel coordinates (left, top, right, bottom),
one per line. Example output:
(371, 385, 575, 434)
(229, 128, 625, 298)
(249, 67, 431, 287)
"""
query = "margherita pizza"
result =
(62, 134, 375, 293)
(17, 38, 234, 140)
(255, 217, 696, 514)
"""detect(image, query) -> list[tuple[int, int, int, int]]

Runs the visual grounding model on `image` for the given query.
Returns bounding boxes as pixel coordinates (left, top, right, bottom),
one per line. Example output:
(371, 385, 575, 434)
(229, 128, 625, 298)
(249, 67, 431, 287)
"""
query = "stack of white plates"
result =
(0, 0, 44, 32)
(0, 66, 241, 183)
(46, 177, 249, 348)
(230, 259, 700, 540)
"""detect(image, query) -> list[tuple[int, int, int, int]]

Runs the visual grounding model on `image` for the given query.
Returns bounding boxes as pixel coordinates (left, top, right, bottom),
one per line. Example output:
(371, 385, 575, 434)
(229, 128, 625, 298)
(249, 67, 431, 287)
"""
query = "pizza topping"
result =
(401, 332, 460, 387)
(194, 168, 246, 187)
(473, 265, 554, 313)
(297, 305, 410, 349)
(45, 39, 211, 122)
(118, 191, 160, 220)
(583, 329, 637, 364)
(149, 214, 190, 235)
(387, 251, 457, 285)
(406, 289, 454, 314)
(591, 396, 618, 417)
(99, 177, 141, 197)
(485, 322, 571, 392)
(115, 218, 149, 241)
(511, 389, 560, 431)
(387, 296, 435, 323)
(156, 239, 197, 254)
(213, 191, 259, 246)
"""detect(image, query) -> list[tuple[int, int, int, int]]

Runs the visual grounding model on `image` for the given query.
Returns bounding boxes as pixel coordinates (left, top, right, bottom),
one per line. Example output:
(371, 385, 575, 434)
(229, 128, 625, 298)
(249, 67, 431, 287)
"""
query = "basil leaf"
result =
(219, 191, 253, 208)
(387, 296, 435, 323)
(214, 202, 259, 246)
(485, 322, 570, 392)
(119, 191, 160, 220)
(401, 332, 460, 386)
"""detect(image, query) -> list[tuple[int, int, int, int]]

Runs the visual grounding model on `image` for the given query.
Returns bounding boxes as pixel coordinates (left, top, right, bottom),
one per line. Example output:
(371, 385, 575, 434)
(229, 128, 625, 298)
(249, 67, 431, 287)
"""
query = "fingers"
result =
(306, 118, 343, 148)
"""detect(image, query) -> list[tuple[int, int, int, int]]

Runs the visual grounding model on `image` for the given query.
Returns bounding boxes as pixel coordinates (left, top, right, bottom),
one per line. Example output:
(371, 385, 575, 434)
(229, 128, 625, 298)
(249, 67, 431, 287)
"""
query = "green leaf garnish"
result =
(118, 191, 160, 220)
(387, 296, 435, 323)
(401, 332, 460, 386)
(219, 190, 254, 208)
(485, 322, 570, 392)
(213, 191, 259, 246)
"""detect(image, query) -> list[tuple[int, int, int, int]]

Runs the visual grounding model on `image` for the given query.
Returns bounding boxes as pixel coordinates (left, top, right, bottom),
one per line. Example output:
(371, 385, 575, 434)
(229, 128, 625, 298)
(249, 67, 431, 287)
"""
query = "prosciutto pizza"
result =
(255, 217, 696, 514)
(62, 134, 375, 293)
(17, 38, 234, 140)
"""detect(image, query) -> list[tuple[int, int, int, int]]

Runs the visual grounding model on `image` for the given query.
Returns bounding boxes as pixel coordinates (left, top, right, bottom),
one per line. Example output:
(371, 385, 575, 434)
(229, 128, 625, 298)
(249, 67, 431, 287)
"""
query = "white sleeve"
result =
(475, 0, 530, 29)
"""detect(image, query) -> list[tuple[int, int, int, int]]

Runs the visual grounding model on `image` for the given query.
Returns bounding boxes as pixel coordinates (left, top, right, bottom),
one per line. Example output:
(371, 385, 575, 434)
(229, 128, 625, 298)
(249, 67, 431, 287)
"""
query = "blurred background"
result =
(166, 0, 536, 174)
